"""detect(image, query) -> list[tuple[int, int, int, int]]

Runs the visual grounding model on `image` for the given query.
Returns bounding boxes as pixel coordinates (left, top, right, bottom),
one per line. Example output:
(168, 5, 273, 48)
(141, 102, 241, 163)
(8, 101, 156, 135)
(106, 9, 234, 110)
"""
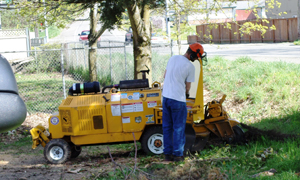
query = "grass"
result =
(16, 73, 80, 113)
(11, 54, 300, 179)
(0, 137, 34, 154)
(294, 40, 300, 45)
(203, 56, 300, 127)
(39, 26, 62, 39)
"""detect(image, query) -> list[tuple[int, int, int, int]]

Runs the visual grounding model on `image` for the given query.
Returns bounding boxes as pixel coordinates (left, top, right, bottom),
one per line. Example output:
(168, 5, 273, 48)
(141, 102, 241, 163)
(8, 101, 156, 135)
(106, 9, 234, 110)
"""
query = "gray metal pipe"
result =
(0, 55, 27, 133)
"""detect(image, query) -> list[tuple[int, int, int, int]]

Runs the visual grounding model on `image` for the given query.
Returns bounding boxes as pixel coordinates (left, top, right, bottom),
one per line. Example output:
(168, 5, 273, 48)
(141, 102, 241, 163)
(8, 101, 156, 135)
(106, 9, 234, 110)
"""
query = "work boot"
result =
(173, 156, 184, 162)
(164, 154, 173, 162)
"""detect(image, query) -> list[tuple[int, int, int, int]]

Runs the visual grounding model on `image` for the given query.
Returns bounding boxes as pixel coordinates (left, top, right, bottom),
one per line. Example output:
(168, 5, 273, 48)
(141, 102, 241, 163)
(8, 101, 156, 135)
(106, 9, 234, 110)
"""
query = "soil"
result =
(0, 87, 295, 180)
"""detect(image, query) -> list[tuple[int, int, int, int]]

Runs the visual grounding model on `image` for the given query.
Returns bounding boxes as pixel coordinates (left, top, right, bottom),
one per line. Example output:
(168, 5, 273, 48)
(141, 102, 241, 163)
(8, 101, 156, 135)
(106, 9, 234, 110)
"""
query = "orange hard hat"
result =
(189, 43, 204, 58)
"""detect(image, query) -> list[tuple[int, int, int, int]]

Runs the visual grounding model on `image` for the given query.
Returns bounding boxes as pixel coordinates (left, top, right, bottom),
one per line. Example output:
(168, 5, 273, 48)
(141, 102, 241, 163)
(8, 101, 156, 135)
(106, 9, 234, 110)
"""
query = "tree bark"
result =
(35, 22, 39, 38)
(127, 3, 152, 84)
(88, 7, 98, 82)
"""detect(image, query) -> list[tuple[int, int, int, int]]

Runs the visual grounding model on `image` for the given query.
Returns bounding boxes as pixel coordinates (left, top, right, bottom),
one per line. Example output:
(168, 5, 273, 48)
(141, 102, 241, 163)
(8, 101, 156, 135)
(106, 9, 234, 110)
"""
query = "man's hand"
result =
(186, 93, 190, 98)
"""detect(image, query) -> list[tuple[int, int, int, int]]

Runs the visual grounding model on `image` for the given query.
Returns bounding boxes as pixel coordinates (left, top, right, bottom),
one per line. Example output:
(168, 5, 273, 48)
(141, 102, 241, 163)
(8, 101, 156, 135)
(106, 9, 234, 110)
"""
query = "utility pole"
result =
(165, 0, 171, 41)
(0, 12, 2, 30)
(297, 0, 300, 40)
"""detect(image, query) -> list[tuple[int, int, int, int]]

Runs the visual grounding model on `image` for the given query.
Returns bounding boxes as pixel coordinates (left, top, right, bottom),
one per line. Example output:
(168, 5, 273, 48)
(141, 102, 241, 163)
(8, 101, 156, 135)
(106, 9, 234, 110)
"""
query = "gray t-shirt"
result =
(162, 55, 195, 102)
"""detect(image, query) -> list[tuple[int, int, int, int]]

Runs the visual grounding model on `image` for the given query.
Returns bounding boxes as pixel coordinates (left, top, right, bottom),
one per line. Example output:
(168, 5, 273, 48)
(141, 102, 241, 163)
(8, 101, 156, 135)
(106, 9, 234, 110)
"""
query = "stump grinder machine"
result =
(30, 57, 245, 164)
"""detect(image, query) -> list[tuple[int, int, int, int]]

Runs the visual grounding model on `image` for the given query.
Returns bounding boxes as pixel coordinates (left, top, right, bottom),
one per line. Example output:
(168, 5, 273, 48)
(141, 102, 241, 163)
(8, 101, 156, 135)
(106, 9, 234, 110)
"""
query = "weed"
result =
(293, 40, 300, 45)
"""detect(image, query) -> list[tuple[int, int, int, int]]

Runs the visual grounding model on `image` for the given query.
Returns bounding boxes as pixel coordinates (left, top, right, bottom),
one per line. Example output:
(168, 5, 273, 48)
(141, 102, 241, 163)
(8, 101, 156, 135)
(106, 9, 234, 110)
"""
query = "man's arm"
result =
(164, 70, 167, 78)
(185, 82, 191, 94)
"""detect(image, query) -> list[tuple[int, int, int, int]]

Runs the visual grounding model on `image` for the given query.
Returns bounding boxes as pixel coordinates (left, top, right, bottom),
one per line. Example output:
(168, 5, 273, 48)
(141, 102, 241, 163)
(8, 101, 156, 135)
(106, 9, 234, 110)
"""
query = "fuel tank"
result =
(0, 55, 27, 133)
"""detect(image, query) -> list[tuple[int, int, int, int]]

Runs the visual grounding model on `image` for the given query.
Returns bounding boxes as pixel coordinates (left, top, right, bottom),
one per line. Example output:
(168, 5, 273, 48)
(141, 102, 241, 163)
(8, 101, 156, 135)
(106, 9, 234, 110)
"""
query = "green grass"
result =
(203, 56, 300, 127)
(0, 137, 34, 154)
(16, 73, 80, 113)
(39, 26, 62, 39)
(294, 40, 300, 45)
(11, 54, 300, 179)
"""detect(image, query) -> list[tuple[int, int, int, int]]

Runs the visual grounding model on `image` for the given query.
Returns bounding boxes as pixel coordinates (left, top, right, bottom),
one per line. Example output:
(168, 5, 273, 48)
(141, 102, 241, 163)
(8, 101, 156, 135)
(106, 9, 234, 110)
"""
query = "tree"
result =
(165, 0, 284, 49)
(12, 0, 125, 82)
(13, 0, 164, 83)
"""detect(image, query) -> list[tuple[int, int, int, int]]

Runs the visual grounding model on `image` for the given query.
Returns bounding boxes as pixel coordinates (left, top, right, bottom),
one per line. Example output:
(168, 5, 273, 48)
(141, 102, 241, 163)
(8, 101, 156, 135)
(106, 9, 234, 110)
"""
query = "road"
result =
(49, 19, 127, 44)
(50, 18, 300, 64)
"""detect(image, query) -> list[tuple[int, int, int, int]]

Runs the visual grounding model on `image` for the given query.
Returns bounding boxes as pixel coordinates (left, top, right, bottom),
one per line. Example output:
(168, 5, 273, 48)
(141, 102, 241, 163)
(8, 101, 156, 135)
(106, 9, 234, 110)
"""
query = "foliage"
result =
(0, 9, 30, 29)
(25, 44, 63, 73)
(39, 26, 62, 39)
(294, 40, 300, 45)
(15, 1, 85, 30)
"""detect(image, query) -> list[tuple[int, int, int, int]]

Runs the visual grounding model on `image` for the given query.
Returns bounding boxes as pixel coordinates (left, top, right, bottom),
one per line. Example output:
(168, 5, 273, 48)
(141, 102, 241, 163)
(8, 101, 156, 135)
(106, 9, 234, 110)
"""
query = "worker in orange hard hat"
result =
(162, 42, 206, 162)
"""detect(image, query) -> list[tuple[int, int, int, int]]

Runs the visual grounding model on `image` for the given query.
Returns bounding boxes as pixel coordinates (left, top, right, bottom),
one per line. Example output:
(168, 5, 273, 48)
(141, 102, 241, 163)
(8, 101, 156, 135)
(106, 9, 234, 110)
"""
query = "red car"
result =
(125, 27, 133, 44)
(78, 30, 101, 47)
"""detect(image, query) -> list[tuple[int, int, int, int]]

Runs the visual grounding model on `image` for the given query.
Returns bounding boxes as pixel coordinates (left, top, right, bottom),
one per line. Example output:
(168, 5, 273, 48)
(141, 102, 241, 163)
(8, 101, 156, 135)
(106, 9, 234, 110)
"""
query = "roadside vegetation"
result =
(294, 40, 300, 45)
(2, 56, 300, 179)
(38, 26, 62, 39)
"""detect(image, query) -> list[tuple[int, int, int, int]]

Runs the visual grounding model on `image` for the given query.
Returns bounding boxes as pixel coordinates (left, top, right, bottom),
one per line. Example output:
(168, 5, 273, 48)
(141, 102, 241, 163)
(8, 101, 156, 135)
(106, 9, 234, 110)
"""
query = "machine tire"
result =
(69, 143, 82, 158)
(232, 125, 246, 144)
(141, 126, 164, 155)
(44, 139, 71, 164)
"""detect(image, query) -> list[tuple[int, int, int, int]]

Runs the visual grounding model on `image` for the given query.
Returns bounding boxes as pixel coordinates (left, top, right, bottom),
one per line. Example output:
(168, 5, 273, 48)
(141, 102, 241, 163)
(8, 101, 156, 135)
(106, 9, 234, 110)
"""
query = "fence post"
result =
(124, 43, 127, 80)
(34, 47, 38, 73)
(61, 45, 66, 99)
(171, 39, 173, 56)
(109, 41, 112, 83)
(83, 45, 87, 69)
(25, 28, 30, 57)
(75, 43, 78, 67)
(67, 43, 71, 67)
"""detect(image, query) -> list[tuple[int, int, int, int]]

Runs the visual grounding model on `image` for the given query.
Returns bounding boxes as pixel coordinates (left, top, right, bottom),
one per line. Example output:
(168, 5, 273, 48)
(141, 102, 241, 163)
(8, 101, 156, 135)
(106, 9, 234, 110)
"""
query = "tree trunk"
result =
(88, 7, 98, 82)
(127, 3, 152, 84)
(34, 22, 39, 38)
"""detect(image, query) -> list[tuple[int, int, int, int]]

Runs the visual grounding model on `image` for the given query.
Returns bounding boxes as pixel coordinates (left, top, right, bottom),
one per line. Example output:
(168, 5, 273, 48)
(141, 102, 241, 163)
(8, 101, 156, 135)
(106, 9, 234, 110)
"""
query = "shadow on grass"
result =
(241, 110, 300, 141)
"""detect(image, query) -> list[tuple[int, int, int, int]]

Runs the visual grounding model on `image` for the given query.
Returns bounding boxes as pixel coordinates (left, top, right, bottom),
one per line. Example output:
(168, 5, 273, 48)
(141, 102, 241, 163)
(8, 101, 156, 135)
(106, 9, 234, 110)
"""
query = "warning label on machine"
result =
(147, 101, 157, 108)
(122, 116, 130, 123)
(133, 92, 140, 100)
(121, 93, 127, 99)
(121, 103, 134, 113)
(134, 102, 143, 112)
(111, 104, 121, 116)
(111, 94, 121, 102)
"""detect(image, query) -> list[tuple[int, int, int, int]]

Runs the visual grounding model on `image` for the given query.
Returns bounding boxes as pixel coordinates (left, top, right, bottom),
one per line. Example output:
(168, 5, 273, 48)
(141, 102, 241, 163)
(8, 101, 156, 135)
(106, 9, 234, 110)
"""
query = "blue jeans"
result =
(162, 97, 187, 157)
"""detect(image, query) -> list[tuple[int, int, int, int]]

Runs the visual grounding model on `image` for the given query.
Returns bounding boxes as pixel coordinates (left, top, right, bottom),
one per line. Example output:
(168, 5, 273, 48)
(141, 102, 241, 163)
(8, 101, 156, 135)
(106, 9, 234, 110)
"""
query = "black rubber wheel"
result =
(141, 126, 164, 155)
(44, 139, 71, 164)
(232, 125, 246, 144)
(69, 143, 82, 158)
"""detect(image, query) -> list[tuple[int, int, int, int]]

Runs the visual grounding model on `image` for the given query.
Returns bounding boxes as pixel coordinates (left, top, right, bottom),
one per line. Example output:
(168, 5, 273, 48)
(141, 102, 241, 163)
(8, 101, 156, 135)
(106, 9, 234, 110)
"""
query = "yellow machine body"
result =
(47, 87, 163, 145)
(30, 58, 242, 159)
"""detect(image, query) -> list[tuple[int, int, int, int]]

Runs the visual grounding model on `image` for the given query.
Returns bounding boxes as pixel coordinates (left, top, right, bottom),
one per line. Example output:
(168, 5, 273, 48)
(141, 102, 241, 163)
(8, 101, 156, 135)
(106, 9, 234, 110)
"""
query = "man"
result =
(162, 42, 206, 162)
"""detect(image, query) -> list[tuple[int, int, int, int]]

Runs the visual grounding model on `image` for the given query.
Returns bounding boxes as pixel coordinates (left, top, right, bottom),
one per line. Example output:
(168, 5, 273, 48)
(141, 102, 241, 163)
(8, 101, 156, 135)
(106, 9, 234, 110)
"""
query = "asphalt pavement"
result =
(49, 17, 300, 64)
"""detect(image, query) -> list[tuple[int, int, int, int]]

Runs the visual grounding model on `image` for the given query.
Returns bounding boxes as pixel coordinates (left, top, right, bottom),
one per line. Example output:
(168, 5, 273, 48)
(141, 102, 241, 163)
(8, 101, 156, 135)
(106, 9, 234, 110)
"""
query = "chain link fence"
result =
(1, 41, 183, 115)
